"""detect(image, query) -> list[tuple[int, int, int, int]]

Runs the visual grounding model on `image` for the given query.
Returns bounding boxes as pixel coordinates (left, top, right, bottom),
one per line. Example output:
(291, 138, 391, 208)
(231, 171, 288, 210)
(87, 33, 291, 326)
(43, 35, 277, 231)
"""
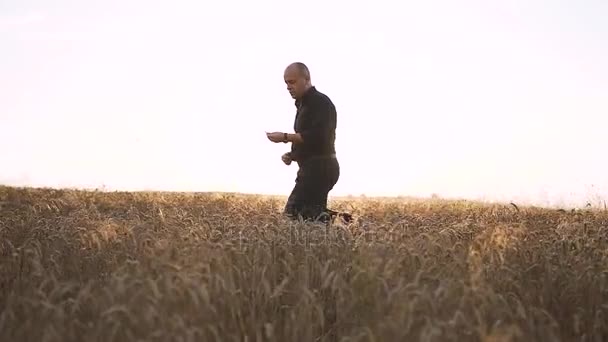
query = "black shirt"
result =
(289, 86, 337, 163)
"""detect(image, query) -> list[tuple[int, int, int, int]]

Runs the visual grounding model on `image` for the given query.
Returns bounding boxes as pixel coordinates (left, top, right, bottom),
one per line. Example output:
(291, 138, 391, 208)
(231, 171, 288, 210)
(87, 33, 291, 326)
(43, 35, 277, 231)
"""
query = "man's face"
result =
(284, 67, 308, 99)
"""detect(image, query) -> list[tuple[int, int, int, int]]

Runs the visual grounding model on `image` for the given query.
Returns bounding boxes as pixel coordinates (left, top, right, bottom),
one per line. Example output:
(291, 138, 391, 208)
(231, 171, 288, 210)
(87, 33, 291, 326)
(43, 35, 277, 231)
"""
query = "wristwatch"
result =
(283, 133, 288, 143)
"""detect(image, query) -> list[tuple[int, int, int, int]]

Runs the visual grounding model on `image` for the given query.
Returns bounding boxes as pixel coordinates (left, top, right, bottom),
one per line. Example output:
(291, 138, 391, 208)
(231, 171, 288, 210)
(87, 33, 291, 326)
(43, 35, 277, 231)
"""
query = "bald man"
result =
(266, 62, 350, 224)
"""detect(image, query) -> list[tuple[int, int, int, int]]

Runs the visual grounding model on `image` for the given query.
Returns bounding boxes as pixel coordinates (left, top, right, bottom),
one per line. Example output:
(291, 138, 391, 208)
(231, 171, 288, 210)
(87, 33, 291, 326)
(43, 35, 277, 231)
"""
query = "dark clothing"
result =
(284, 87, 341, 222)
(289, 87, 337, 163)
(284, 155, 340, 222)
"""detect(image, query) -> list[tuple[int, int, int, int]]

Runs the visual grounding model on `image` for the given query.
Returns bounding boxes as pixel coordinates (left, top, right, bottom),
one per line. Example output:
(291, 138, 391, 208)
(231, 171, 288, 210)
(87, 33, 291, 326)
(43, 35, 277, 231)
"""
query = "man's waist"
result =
(291, 144, 335, 158)
(308, 153, 336, 159)
(295, 153, 337, 164)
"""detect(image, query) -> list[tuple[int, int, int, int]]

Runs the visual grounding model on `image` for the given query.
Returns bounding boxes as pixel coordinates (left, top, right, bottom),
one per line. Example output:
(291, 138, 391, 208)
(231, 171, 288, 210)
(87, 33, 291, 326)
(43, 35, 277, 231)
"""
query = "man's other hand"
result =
(281, 152, 292, 165)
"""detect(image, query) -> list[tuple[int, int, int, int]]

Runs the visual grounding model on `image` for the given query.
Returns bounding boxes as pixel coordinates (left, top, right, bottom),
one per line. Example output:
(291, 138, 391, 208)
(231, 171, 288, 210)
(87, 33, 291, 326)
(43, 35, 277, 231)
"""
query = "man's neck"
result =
(300, 85, 314, 98)
(295, 85, 315, 106)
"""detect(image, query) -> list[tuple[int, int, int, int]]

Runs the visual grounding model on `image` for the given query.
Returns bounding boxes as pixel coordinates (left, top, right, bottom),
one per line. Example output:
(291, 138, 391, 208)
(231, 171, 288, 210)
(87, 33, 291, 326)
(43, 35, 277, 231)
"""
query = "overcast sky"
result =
(1, 0, 607, 208)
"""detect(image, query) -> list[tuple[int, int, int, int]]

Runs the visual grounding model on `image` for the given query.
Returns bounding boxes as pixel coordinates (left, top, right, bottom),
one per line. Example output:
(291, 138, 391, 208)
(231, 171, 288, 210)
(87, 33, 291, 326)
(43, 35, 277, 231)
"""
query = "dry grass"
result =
(1, 185, 607, 342)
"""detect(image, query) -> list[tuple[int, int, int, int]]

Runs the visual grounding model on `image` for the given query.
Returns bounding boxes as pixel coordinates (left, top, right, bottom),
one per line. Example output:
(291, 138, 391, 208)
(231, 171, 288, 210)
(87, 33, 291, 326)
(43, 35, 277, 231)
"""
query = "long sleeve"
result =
(289, 87, 338, 162)
(298, 99, 336, 147)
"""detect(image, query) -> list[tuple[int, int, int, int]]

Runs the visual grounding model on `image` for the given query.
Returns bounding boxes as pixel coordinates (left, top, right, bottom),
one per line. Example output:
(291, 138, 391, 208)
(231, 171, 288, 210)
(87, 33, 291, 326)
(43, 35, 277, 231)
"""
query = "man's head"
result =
(284, 62, 312, 99)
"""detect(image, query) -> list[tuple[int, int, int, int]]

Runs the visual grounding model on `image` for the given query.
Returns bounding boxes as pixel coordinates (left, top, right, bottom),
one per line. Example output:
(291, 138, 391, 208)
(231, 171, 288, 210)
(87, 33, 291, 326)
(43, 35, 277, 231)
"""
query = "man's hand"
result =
(266, 131, 287, 143)
(281, 152, 292, 165)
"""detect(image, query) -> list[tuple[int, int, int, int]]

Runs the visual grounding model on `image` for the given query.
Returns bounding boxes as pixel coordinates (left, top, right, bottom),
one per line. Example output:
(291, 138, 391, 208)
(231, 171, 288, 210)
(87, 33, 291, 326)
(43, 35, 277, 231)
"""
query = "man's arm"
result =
(286, 99, 336, 145)
(285, 133, 303, 144)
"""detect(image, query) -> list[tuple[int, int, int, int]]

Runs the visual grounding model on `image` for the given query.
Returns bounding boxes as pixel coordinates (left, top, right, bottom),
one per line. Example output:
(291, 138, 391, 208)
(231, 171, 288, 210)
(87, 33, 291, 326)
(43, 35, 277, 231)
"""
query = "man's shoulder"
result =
(310, 88, 335, 108)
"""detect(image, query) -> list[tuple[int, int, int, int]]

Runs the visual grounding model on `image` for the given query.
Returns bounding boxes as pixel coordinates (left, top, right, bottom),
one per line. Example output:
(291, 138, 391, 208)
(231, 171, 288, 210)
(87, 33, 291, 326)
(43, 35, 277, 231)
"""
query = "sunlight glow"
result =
(1, 0, 607, 208)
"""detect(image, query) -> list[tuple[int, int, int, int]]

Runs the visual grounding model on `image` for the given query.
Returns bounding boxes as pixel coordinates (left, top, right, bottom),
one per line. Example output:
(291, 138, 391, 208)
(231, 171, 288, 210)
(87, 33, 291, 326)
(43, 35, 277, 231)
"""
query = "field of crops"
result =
(1, 185, 607, 341)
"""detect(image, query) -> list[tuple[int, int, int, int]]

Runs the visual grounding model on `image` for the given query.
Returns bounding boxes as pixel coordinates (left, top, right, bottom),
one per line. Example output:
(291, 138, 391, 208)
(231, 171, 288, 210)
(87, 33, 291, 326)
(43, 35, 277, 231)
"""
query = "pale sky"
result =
(1, 0, 607, 208)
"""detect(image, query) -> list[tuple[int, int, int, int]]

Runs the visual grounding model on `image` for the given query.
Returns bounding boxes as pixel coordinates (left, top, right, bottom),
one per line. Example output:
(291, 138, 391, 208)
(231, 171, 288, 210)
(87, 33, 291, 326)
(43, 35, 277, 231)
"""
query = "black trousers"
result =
(284, 155, 340, 222)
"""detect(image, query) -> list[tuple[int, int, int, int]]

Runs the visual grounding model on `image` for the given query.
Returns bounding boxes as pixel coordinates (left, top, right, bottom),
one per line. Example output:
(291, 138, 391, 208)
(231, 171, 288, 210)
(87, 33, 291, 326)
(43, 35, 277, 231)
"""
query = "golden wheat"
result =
(1, 185, 607, 341)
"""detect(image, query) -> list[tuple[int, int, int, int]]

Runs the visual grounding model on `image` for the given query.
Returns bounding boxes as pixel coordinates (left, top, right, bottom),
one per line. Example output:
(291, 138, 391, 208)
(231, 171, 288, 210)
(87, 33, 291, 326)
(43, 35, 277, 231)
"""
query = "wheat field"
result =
(0, 185, 607, 341)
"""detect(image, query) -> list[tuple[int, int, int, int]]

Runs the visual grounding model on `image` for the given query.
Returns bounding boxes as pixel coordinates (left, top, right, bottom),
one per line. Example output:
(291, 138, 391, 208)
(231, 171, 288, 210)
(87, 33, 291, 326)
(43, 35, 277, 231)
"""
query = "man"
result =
(266, 62, 351, 224)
